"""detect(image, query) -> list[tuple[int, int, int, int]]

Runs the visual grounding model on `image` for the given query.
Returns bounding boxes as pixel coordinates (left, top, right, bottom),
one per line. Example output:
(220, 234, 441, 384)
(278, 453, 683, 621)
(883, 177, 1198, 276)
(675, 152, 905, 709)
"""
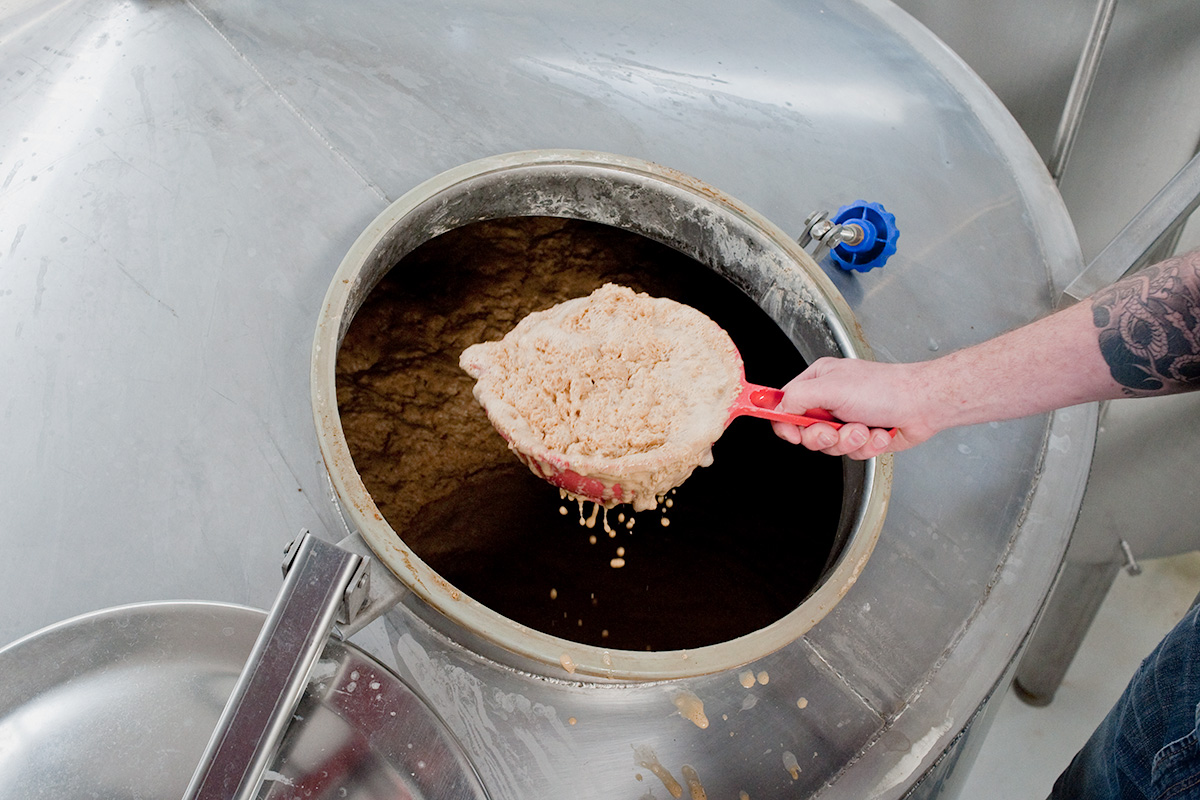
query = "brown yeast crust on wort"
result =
(460, 284, 742, 511)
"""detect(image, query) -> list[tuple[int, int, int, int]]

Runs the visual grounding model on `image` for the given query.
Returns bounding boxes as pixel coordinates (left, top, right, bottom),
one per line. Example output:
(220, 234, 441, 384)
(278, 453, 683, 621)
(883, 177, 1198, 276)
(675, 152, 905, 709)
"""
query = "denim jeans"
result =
(1051, 602, 1200, 800)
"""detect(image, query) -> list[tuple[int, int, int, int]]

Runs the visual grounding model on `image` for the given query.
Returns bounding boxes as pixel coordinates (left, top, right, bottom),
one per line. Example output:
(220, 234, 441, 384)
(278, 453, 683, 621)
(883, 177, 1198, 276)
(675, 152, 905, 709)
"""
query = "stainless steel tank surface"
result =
(0, 1, 1096, 799)
(0, 601, 492, 800)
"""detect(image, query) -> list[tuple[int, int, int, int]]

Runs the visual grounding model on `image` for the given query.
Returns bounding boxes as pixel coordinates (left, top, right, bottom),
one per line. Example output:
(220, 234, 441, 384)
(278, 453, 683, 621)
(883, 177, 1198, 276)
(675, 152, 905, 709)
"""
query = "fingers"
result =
(772, 420, 896, 460)
(848, 427, 898, 460)
(770, 419, 804, 445)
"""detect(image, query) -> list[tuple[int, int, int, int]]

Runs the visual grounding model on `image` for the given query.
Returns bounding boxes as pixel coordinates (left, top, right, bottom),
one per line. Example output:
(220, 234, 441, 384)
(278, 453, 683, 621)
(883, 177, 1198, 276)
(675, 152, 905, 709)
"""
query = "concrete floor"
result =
(959, 552, 1200, 798)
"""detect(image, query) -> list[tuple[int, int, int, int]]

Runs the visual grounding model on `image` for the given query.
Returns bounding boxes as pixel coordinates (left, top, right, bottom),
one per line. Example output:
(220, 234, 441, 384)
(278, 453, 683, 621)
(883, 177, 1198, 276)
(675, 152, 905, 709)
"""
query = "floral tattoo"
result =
(1091, 254, 1200, 395)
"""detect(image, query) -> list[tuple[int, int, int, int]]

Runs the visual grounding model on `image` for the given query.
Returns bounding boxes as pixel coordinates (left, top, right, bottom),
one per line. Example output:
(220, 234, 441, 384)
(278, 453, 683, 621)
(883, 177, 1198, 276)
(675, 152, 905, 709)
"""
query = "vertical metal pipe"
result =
(1013, 561, 1122, 706)
(1047, 0, 1119, 183)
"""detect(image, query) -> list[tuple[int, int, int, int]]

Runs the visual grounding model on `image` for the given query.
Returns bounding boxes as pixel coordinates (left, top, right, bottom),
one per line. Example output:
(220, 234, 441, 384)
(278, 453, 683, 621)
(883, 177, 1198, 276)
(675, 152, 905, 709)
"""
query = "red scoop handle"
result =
(730, 382, 898, 437)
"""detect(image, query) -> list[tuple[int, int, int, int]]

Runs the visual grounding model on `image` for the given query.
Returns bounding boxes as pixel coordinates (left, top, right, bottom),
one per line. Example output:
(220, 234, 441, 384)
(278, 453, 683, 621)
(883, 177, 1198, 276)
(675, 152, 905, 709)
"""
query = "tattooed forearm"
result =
(1091, 249, 1200, 395)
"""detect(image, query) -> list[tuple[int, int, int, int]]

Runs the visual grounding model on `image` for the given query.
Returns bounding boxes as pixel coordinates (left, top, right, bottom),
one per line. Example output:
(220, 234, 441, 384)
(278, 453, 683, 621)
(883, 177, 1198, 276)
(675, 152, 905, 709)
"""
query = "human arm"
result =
(773, 248, 1200, 459)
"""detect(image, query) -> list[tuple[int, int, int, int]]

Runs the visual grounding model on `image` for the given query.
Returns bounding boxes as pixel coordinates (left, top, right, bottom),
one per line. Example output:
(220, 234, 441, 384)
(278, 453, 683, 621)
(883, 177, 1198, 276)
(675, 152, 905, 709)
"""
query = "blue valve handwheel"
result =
(830, 200, 898, 272)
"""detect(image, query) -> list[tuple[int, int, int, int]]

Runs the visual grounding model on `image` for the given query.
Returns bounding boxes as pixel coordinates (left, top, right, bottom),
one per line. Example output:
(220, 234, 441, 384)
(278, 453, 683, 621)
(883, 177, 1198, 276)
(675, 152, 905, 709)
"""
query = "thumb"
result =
(776, 358, 849, 417)
(769, 359, 850, 447)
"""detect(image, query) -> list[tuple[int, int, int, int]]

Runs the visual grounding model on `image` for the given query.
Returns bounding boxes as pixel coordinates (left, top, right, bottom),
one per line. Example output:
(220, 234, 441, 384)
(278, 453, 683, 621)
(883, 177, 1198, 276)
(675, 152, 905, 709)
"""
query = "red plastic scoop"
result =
(728, 381, 845, 429)
(729, 370, 899, 435)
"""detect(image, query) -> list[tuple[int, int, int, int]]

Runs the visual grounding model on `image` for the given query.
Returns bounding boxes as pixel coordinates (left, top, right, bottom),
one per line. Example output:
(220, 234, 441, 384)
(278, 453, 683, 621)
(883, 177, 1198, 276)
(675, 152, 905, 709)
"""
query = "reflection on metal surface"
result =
(521, 56, 916, 125)
(0, 602, 489, 800)
(265, 644, 489, 800)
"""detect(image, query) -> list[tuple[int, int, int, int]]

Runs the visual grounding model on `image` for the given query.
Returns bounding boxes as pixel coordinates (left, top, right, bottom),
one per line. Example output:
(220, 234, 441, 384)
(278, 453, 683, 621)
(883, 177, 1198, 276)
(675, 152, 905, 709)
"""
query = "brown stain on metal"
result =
(633, 746, 683, 799)
(680, 765, 707, 800)
(432, 573, 461, 600)
(655, 162, 748, 214)
(397, 549, 429, 592)
(847, 311, 870, 351)
(672, 691, 709, 729)
(782, 751, 801, 781)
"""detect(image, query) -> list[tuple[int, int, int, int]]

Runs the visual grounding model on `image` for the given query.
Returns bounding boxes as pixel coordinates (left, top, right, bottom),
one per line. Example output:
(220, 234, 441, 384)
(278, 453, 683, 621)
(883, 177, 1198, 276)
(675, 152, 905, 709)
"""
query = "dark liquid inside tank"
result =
(336, 217, 842, 651)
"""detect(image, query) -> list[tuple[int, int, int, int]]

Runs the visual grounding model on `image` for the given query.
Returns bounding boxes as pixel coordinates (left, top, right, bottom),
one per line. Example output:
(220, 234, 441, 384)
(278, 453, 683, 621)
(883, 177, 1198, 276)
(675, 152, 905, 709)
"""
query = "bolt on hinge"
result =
(283, 529, 372, 627)
(1119, 538, 1143, 576)
(798, 210, 864, 260)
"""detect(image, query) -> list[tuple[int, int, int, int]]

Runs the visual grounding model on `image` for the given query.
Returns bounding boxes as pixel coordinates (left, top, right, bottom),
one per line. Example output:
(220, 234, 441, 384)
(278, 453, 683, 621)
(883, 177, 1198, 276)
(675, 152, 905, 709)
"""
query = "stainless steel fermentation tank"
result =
(0, 1, 1097, 798)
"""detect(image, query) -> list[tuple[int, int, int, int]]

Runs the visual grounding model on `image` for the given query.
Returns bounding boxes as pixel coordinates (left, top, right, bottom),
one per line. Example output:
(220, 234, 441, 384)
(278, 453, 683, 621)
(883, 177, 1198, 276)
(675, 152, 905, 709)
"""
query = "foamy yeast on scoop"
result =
(460, 284, 742, 512)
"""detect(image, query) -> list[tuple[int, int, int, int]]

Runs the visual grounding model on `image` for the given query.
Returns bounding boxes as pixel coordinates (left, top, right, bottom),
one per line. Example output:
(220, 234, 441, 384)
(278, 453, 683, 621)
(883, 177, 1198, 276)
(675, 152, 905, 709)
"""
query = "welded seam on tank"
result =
(800, 636, 884, 719)
(183, 0, 391, 205)
(802, 632, 959, 789)
(823, 602, 1039, 791)
(384, 600, 696, 690)
(796, 638, 907, 793)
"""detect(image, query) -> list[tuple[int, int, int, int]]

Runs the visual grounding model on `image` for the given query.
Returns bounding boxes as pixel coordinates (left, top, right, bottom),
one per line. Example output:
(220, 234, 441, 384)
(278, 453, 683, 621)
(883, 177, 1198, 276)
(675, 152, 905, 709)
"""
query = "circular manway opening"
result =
(335, 216, 844, 653)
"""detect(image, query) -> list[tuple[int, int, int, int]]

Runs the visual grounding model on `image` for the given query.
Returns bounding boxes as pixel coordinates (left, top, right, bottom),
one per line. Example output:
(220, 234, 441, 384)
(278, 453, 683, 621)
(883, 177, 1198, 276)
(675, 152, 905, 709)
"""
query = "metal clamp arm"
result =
(1061, 149, 1200, 306)
(181, 533, 364, 800)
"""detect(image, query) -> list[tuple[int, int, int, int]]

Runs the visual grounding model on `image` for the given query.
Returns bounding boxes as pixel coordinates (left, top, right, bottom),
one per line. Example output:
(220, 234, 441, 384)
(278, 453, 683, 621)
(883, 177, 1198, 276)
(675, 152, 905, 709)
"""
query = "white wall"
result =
(895, 0, 1200, 264)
